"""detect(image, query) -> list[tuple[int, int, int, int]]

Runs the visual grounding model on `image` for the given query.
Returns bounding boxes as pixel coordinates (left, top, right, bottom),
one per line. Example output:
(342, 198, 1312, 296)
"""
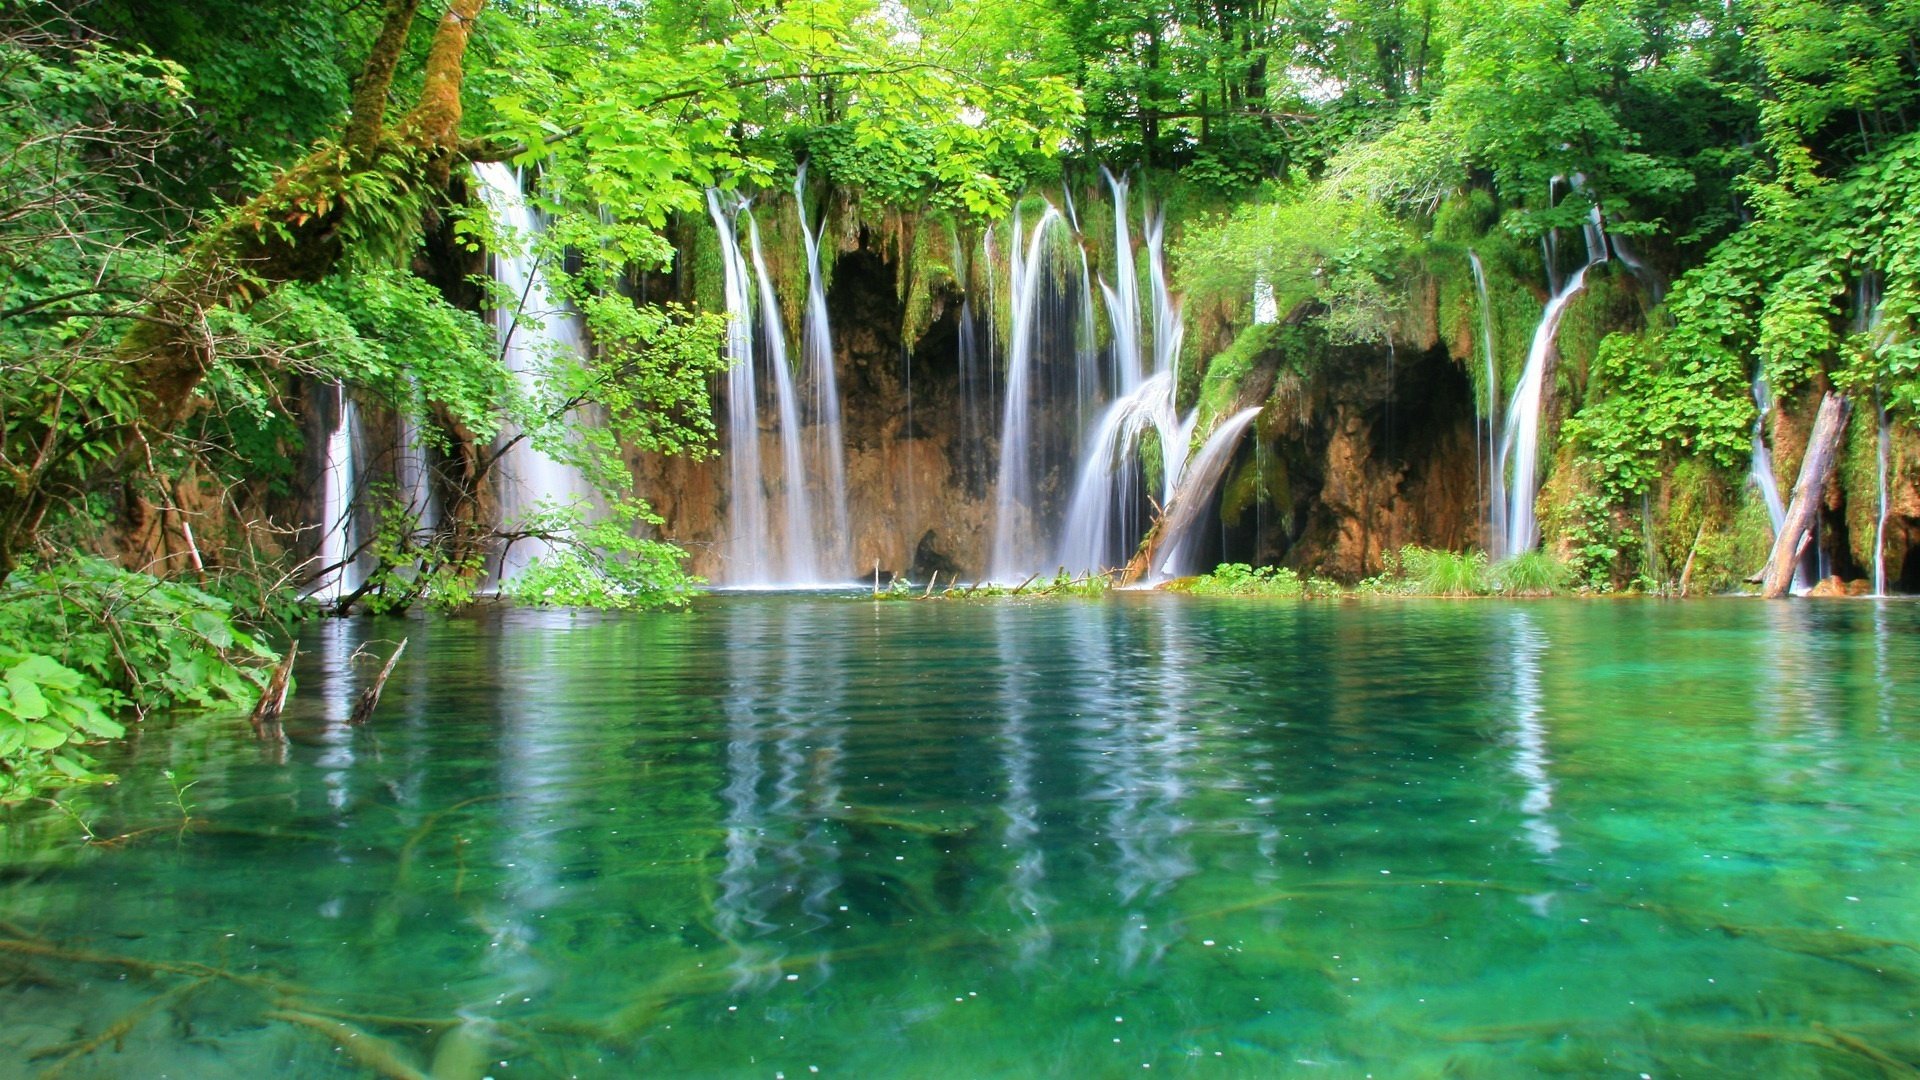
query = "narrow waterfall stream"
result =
(987, 204, 1067, 580)
(309, 381, 361, 601)
(472, 161, 596, 583)
(1468, 251, 1505, 554)
(1497, 264, 1594, 557)
(794, 164, 850, 574)
(746, 211, 819, 583)
(706, 187, 843, 587)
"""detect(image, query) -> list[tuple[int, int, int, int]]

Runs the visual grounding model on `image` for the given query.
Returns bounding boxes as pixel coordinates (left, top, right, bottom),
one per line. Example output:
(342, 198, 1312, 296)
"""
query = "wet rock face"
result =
(628, 228, 998, 584)
(629, 234, 1485, 585)
(1220, 342, 1480, 581)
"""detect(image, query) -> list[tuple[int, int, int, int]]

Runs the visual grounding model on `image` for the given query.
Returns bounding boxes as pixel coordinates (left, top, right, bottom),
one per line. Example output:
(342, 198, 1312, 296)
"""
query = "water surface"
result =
(3, 596, 1918, 1077)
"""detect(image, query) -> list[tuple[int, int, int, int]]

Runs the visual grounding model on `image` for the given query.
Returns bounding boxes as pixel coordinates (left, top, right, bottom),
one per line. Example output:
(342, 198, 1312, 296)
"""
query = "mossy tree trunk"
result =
(1763, 391, 1849, 599)
(0, 0, 487, 583)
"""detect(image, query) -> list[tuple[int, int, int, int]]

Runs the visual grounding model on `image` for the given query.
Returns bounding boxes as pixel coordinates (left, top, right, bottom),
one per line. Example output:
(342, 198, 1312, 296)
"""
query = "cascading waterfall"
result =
(310, 382, 361, 601)
(1497, 207, 1608, 557)
(472, 161, 596, 582)
(794, 164, 851, 572)
(1748, 371, 1788, 535)
(1498, 263, 1598, 557)
(1875, 398, 1892, 596)
(1468, 250, 1505, 553)
(1054, 171, 1218, 578)
(1155, 406, 1265, 579)
(746, 211, 820, 583)
(987, 203, 1067, 580)
(708, 187, 841, 586)
(705, 189, 769, 583)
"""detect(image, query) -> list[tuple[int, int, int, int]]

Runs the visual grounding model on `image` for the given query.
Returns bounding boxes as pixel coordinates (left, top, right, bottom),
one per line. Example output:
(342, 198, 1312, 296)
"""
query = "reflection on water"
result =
(3, 597, 1920, 1077)
(1506, 610, 1560, 858)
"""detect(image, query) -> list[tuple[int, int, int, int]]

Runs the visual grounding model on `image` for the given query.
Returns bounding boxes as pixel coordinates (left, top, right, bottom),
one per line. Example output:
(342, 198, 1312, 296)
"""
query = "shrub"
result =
(1174, 563, 1307, 597)
(1492, 551, 1569, 596)
(1392, 547, 1491, 596)
(0, 558, 277, 801)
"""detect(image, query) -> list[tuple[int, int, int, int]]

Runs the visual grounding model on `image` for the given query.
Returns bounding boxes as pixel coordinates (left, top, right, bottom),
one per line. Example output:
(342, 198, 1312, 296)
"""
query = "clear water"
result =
(4, 597, 1919, 1078)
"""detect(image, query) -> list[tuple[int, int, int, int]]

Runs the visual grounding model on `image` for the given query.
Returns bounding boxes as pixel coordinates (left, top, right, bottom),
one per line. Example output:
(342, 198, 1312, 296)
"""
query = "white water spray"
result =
(472, 162, 596, 583)
(794, 163, 851, 573)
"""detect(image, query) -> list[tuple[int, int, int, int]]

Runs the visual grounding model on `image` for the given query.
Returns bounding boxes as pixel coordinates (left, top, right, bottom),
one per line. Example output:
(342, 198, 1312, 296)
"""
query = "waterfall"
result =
(396, 382, 438, 536)
(472, 161, 596, 583)
(746, 211, 820, 583)
(1610, 233, 1665, 304)
(1075, 244, 1100, 437)
(794, 164, 850, 573)
(1498, 261, 1597, 556)
(1146, 209, 1183, 383)
(1748, 371, 1787, 535)
(706, 189, 775, 585)
(1053, 172, 1227, 578)
(1155, 406, 1264, 579)
(1253, 275, 1278, 325)
(1104, 167, 1144, 394)
(1056, 373, 1176, 572)
(310, 381, 361, 601)
(1875, 398, 1892, 596)
(987, 203, 1066, 580)
(1469, 251, 1506, 556)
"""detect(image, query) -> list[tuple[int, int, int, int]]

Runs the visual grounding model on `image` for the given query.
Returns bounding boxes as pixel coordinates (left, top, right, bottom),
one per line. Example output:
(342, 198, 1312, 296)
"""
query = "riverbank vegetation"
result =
(5, 0, 1920, 798)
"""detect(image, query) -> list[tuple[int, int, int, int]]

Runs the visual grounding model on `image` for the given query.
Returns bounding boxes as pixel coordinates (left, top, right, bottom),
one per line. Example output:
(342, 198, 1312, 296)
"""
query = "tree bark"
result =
(0, 0, 493, 582)
(1762, 391, 1848, 599)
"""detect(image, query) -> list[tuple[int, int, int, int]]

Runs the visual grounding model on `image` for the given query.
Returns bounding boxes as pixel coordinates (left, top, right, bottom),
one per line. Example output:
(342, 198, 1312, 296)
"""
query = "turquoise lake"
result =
(3, 595, 1918, 1077)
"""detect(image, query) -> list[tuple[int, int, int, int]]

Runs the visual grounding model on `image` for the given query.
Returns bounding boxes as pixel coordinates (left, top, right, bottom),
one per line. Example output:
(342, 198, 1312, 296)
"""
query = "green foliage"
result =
(1175, 186, 1414, 344)
(1389, 546, 1490, 597)
(1565, 332, 1752, 504)
(1353, 547, 1569, 597)
(501, 501, 704, 610)
(0, 558, 276, 801)
(1548, 492, 1634, 592)
(1491, 551, 1569, 597)
(1171, 563, 1315, 597)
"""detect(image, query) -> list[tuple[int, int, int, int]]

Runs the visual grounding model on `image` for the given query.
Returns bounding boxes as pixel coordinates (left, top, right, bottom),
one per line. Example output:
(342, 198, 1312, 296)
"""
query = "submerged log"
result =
(349, 638, 409, 725)
(249, 643, 298, 735)
(265, 1010, 430, 1080)
(1763, 392, 1849, 599)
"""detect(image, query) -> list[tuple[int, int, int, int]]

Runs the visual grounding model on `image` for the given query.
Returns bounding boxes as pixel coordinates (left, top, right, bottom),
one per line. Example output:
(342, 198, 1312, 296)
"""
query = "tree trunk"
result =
(0, 0, 489, 583)
(1762, 391, 1848, 598)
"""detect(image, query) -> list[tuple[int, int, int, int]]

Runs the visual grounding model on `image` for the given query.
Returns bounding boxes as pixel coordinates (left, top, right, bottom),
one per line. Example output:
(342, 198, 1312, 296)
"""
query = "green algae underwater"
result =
(3, 594, 1919, 1078)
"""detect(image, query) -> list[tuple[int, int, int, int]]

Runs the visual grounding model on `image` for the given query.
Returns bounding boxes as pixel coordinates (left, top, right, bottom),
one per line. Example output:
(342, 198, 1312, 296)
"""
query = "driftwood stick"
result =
(265, 1010, 430, 1080)
(923, 573, 937, 598)
(249, 642, 298, 734)
(349, 638, 408, 726)
(33, 977, 211, 1076)
(1009, 572, 1040, 595)
(1764, 392, 1849, 598)
(1678, 522, 1706, 596)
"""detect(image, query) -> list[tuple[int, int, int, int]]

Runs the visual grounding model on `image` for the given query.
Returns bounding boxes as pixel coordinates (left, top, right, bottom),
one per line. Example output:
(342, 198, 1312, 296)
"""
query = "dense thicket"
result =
(2, 0, 1917, 793)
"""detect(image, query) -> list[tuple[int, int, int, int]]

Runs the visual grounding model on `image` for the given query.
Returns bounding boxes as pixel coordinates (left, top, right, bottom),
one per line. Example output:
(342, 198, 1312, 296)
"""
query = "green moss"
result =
(1194, 321, 1280, 426)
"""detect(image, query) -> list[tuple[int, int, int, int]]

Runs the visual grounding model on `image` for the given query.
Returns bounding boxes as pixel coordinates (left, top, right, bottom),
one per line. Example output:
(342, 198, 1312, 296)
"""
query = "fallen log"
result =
(1763, 392, 1849, 599)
